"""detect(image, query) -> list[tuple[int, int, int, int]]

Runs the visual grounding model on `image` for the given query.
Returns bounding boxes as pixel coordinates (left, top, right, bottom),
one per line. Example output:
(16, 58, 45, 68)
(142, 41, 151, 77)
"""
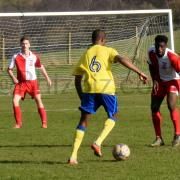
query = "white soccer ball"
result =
(112, 144, 130, 161)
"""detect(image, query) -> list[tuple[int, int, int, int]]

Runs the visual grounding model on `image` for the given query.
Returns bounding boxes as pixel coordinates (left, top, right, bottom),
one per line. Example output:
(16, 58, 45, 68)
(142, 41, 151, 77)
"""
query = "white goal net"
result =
(0, 10, 174, 94)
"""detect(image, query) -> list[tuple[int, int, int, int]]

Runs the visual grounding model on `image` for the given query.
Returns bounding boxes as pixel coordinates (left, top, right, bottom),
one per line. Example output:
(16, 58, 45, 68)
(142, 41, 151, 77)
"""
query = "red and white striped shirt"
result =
(147, 46, 180, 82)
(9, 51, 41, 82)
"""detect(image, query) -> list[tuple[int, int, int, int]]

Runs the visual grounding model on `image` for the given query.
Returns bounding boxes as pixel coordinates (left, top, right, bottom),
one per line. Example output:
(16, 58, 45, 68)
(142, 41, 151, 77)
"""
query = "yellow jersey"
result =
(73, 45, 119, 94)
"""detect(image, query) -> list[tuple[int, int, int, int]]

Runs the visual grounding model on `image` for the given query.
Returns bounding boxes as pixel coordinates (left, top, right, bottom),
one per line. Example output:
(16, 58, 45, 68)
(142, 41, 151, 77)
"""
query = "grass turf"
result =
(0, 29, 179, 180)
(0, 90, 180, 179)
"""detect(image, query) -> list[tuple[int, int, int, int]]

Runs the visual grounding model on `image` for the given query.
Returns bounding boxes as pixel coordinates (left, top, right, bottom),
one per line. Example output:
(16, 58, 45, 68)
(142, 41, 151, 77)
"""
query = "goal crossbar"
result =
(0, 9, 173, 16)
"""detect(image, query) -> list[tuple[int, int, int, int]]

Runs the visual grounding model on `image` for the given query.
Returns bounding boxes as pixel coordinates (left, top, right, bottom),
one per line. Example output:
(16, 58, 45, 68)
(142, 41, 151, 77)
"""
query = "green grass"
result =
(174, 29, 180, 53)
(0, 90, 180, 179)
(0, 29, 179, 179)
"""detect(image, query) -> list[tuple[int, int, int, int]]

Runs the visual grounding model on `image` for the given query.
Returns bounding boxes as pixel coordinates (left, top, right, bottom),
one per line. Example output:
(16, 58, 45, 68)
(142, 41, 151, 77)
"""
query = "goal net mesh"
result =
(0, 12, 171, 94)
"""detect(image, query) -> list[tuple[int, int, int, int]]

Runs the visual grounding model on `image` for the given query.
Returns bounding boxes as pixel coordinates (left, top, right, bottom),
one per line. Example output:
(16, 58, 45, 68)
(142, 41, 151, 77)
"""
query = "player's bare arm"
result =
(114, 55, 148, 84)
(148, 64, 159, 94)
(7, 68, 19, 84)
(75, 75, 83, 100)
(152, 80, 159, 95)
(39, 65, 52, 87)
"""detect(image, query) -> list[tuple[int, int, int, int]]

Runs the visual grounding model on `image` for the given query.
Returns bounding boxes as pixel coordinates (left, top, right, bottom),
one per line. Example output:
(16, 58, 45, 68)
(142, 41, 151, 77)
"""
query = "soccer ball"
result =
(112, 144, 130, 161)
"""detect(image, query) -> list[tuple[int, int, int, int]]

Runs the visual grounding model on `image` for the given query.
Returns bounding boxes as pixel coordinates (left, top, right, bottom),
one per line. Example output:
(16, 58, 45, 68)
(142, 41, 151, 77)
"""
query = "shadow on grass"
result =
(87, 159, 118, 163)
(0, 144, 72, 148)
(0, 160, 66, 164)
(0, 144, 114, 148)
(144, 144, 173, 148)
(0, 159, 120, 165)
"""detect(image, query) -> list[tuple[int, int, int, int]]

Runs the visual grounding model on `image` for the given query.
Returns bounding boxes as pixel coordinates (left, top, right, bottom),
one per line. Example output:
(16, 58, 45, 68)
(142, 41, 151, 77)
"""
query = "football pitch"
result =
(0, 89, 180, 179)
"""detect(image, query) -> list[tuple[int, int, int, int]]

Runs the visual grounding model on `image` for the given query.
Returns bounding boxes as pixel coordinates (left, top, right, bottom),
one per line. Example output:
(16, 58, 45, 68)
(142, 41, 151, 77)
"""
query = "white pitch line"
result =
(0, 104, 169, 114)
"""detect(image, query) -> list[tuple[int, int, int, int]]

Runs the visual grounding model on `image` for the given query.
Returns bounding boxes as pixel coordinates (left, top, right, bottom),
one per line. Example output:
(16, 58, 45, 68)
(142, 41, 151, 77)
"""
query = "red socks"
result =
(170, 109, 180, 135)
(152, 109, 180, 137)
(152, 112, 162, 137)
(38, 108, 47, 126)
(13, 106, 47, 128)
(13, 106, 22, 127)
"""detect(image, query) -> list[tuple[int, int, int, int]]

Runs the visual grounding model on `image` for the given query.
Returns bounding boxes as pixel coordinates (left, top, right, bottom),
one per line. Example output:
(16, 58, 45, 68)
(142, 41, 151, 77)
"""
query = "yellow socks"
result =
(70, 129, 85, 160)
(70, 119, 115, 160)
(95, 118, 115, 146)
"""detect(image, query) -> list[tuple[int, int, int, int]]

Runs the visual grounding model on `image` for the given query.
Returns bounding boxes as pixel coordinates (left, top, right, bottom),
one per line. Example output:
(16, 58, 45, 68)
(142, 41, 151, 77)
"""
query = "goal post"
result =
(0, 10, 174, 94)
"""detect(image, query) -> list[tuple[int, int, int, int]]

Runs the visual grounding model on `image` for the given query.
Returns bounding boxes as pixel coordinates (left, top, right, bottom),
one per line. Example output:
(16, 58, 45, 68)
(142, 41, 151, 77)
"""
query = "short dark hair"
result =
(20, 35, 30, 43)
(155, 35, 168, 44)
(92, 29, 105, 44)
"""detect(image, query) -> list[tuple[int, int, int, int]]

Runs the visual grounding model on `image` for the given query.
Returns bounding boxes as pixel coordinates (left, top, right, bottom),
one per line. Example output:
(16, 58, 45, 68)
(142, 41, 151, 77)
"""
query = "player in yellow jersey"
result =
(68, 29, 148, 165)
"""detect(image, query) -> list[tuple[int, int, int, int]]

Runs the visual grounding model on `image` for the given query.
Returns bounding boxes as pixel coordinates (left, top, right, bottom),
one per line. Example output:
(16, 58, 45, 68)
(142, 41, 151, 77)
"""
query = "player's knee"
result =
(167, 104, 176, 111)
(13, 97, 20, 106)
(151, 105, 160, 113)
(35, 97, 43, 107)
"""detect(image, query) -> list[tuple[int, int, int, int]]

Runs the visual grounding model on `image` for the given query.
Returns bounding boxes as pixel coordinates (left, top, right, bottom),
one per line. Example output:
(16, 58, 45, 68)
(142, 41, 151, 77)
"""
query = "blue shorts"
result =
(79, 93, 118, 119)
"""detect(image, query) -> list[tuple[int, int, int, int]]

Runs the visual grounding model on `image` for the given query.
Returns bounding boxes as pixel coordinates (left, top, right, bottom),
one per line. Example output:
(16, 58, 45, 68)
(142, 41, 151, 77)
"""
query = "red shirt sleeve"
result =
(35, 54, 42, 68)
(168, 51, 180, 72)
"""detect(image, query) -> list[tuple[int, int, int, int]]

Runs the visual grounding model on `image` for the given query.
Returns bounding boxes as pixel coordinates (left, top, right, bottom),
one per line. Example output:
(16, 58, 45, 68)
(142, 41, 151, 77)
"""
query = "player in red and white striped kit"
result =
(147, 35, 180, 147)
(8, 35, 52, 128)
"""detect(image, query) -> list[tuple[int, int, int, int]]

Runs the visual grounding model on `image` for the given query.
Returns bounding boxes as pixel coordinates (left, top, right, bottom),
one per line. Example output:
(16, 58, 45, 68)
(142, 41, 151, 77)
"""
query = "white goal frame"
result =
(0, 9, 175, 94)
(0, 9, 175, 51)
